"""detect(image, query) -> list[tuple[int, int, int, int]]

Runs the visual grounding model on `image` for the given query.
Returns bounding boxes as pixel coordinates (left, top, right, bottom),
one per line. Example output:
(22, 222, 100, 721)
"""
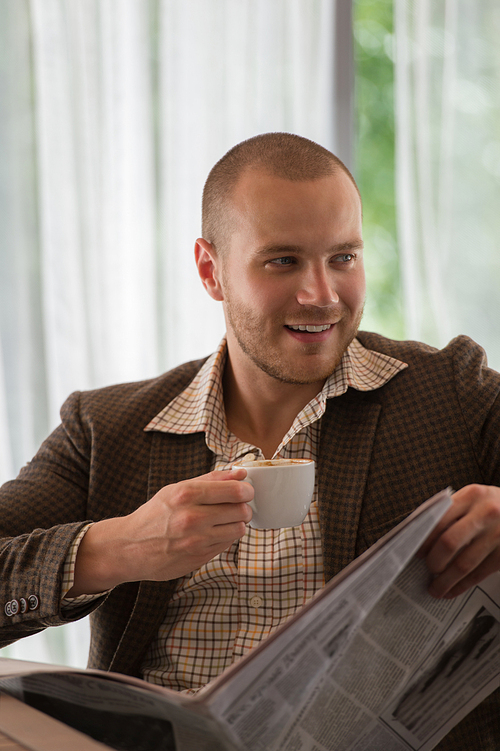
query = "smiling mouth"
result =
(285, 324, 333, 332)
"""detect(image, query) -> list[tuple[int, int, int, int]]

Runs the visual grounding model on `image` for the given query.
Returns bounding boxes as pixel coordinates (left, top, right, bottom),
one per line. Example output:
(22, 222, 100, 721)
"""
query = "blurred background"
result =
(1, 0, 500, 667)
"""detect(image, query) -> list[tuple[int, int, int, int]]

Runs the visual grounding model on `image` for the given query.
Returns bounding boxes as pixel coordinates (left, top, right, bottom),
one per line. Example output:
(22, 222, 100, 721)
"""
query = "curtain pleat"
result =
(395, 0, 500, 369)
(0, 0, 342, 667)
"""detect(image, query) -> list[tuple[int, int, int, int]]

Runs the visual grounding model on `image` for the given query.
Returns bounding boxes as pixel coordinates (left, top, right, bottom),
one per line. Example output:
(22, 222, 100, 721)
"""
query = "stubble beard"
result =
(224, 292, 364, 386)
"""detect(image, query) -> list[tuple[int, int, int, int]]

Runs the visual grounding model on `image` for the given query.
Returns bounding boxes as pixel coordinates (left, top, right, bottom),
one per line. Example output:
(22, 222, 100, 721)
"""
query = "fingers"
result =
(133, 472, 254, 578)
(429, 549, 500, 599)
(421, 485, 500, 598)
(181, 469, 252, 506)
(199, 467, 248, 484)
(424, 510, 483, 575)
(157, 477, 253, 538)
(170, 493, 253, 534)
(417, 501, 467, 559)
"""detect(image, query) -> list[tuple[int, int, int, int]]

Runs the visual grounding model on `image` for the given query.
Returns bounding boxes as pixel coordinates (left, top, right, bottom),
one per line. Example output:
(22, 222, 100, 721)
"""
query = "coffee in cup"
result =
(232, 458, 315, 529)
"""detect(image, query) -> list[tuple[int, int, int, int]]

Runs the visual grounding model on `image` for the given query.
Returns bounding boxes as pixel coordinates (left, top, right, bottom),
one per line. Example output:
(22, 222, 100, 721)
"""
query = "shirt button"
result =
(249, 595, 263, 608)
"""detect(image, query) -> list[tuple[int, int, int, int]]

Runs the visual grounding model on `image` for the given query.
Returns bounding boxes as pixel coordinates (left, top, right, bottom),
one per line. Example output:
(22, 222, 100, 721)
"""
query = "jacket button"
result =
(27, 595, 39, 611)
(19, 598, 28, 614)
(4, 600, 19, 617)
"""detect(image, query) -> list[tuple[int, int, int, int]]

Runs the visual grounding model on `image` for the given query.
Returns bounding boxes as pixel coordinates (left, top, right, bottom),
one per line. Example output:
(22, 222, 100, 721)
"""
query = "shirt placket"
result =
(234, 524, 304, 660)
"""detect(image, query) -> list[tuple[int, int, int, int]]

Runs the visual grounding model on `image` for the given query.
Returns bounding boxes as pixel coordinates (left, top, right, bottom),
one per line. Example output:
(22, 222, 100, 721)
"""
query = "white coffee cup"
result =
(233, 458, 315, 529)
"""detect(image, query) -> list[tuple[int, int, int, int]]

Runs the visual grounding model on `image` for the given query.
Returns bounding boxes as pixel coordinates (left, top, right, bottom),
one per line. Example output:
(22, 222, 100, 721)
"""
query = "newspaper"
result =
(2, 488, 500, 751)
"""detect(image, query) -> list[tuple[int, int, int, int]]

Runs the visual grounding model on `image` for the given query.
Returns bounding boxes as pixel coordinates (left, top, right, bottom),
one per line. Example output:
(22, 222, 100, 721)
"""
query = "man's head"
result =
(202, 132, 360, 254)
(196, 133, 365, 387)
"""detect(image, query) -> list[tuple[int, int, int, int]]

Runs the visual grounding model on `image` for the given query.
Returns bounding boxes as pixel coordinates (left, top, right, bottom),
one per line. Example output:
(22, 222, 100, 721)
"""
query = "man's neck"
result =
(223, 354, 325, 459)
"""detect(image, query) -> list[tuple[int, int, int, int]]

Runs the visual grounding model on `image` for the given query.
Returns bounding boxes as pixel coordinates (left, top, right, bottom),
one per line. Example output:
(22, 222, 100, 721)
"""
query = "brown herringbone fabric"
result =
(1, 333, 500, 749)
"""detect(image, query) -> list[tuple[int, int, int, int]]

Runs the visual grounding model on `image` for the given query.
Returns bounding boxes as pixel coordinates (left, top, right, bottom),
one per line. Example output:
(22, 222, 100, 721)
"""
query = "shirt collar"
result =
(144, 337, 407, 438)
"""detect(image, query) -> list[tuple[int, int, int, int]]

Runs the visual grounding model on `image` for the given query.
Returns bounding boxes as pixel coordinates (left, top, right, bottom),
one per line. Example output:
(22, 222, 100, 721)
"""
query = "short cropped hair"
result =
(201, 132, 359, 252)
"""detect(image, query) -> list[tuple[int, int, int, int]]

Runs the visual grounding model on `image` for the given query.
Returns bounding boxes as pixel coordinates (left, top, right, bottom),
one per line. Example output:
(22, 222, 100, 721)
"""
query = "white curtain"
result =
(395, 0, 500, 370)
(0, 0, 343, 666)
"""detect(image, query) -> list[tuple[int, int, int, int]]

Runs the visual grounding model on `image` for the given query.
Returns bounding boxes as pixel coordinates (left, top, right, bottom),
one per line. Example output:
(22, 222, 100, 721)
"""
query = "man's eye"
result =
(336, 253, 355, 263)
(269, 257, 294, 266)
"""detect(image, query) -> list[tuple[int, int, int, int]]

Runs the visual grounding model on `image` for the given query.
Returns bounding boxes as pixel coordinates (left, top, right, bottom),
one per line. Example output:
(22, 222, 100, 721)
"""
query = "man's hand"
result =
(69, 469, 253, 597)
(418, 484, 500, 598)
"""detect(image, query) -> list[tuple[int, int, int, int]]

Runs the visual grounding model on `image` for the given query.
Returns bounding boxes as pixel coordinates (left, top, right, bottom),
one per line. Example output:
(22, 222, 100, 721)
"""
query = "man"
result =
(1, 133, 500, 748)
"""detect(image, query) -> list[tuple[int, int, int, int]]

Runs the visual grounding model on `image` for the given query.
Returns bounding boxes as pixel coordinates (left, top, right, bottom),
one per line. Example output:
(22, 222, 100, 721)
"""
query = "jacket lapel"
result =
(318, 389, 381, 582)
(109, 430, 212, 676)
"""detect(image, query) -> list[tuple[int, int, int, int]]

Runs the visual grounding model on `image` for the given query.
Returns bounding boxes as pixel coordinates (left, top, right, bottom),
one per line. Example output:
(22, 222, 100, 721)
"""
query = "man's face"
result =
(216, 167, 365, 386)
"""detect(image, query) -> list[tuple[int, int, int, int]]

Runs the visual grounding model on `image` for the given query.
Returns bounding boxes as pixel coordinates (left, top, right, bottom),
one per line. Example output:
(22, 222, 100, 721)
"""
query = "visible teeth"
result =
(288, 324, 332, 332)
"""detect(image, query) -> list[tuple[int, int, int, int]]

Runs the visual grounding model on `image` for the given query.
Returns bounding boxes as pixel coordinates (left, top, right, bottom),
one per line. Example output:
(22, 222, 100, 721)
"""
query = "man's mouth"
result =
(285, 324, 333, 332)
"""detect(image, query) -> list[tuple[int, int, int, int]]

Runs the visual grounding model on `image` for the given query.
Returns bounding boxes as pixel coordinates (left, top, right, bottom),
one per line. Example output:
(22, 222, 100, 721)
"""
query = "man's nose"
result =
(295, 268, 340, 307)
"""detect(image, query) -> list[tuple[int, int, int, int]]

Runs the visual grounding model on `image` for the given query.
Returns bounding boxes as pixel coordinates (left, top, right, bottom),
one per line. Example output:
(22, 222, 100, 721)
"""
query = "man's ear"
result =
(194, 238, 224, 301)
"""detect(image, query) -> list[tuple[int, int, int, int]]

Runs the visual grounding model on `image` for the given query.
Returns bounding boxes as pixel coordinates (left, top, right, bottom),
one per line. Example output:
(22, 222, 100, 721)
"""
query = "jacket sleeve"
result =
(0, 391, 106, 646)
(450, 336, 500, 485)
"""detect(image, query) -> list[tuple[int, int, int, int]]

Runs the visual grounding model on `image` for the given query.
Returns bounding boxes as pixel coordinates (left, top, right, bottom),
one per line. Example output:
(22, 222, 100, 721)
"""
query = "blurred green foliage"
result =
(354, 0, 404, 339)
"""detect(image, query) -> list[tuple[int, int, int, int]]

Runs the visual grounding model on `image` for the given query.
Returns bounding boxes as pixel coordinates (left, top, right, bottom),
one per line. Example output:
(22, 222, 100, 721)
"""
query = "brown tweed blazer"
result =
(1, 332, 500, 749)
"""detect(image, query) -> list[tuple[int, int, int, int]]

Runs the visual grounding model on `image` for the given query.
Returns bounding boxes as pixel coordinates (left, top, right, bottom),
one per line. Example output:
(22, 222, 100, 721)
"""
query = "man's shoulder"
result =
(61, 357, 208, 428)
(355, 331, 500, 400)
(357, 330, 490, 372)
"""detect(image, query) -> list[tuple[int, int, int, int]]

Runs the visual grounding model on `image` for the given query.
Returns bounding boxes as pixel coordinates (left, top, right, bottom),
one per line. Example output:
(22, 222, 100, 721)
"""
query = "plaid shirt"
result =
(139, 337, 406, 692)
(63, 337, 405, 692)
